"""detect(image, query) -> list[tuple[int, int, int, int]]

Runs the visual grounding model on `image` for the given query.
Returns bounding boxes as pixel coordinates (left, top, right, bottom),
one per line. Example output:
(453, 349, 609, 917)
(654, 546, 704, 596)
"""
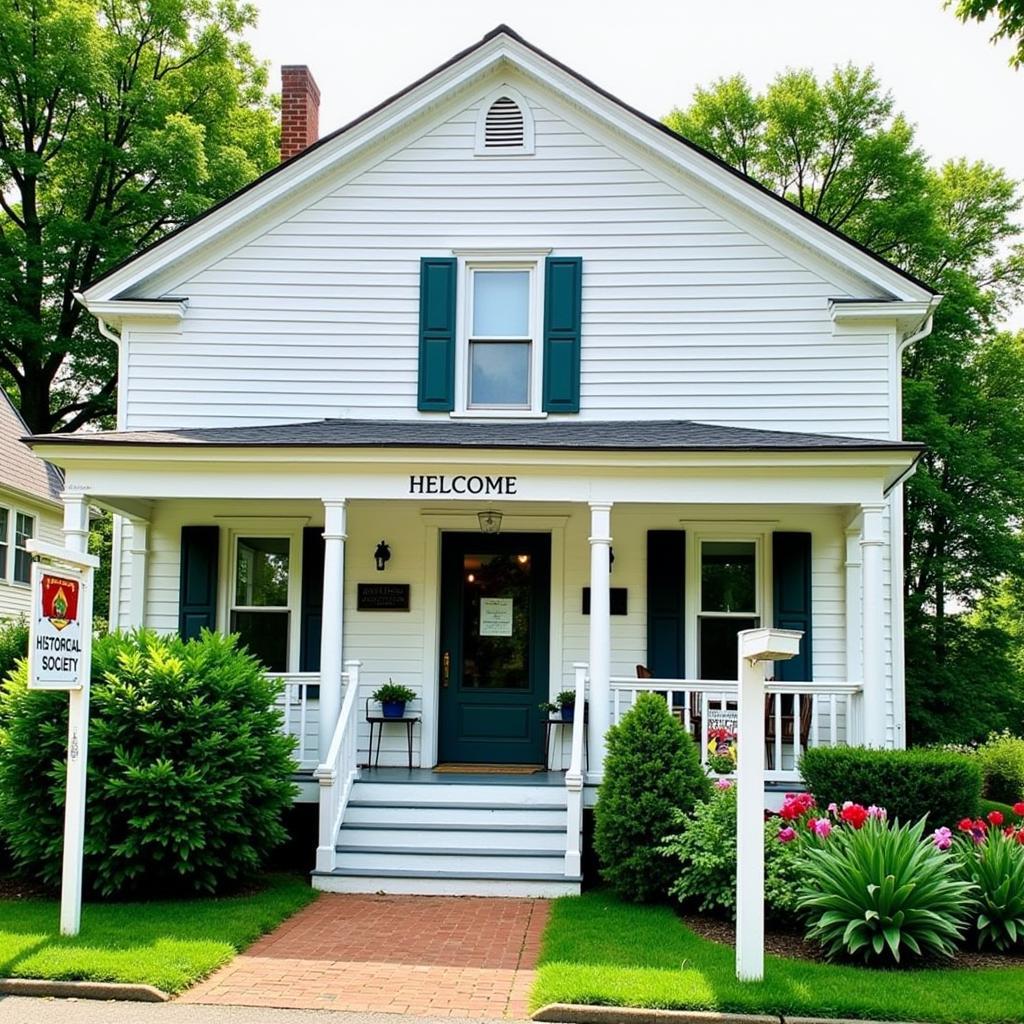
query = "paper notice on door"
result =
(479, 597, 514, 637)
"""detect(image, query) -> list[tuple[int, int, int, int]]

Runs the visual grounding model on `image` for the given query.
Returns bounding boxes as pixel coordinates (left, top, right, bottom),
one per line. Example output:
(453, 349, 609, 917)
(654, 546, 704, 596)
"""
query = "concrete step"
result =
(312, 867, 581, 898)
(345, 801, 568, 828)
(334, 848, 565, 875)
(350, 780, 566, 806)
(337, 825, 566, 851)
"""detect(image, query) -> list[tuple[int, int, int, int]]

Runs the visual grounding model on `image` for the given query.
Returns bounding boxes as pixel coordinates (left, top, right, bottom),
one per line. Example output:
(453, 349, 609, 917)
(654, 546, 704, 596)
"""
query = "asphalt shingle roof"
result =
(26, 418, 922, 453)
(1, 393, 62, 505)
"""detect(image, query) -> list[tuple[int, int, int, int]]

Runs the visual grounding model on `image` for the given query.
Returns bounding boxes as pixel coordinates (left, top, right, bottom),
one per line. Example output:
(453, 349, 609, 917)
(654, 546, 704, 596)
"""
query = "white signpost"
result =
(735, 626, 803, 982)
(26, 539, 99, 936)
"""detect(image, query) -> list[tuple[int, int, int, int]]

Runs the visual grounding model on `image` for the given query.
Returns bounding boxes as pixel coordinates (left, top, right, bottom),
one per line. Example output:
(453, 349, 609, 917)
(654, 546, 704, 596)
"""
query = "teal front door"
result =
(438, 532, 550, 764)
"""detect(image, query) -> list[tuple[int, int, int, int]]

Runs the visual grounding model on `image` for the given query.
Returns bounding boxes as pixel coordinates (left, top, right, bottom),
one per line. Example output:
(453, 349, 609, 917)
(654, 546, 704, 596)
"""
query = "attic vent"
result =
(474, 88, 534, 156)
(485, 97, 524, 148)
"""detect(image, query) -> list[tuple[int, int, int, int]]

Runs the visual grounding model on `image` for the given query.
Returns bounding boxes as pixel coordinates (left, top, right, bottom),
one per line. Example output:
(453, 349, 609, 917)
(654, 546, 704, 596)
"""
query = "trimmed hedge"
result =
(799, 746, 981, 828)
(977, 732, 1024, 805)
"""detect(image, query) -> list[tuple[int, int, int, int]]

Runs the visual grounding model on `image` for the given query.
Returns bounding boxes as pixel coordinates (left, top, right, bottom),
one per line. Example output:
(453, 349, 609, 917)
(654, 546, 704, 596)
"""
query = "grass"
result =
(533, 891, 1024, 1023)
(981, 798, 1022, 820)
(0, 873, 316, 994)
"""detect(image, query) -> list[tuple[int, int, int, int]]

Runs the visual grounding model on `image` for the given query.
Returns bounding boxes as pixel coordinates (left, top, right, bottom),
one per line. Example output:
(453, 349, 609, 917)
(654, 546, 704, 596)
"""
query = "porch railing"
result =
(274, 673, 322, 770)
(610, 676, 863, 783)
(313, 660, 361, 873)
(564, 663, 588, 879)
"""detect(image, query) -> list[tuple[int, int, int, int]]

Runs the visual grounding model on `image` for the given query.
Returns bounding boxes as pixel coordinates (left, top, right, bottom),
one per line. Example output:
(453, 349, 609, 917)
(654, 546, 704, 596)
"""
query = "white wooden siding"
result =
(121, 90, 894, 437)
(0, 494, 62, 621)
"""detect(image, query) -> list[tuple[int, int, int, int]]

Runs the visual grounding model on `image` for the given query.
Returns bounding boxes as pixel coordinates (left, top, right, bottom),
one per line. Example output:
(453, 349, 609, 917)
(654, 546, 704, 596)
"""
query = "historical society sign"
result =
(29, 567, 87, 690)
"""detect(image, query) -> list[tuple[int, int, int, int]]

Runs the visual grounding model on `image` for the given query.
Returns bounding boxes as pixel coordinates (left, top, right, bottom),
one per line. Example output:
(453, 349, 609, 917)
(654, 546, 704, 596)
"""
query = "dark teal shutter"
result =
(178, 526, 219, 640)
(773, 532, 813, 681)
(299, 526, 325, 672)
(417, 256, 457, 411)
(542, 256, 583, 413)
(646, 530, 685, 677)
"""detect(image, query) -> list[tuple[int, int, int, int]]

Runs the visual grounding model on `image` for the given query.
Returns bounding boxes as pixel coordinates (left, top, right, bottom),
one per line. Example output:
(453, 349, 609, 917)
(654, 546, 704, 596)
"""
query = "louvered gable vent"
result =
(485, 97, 524, 148)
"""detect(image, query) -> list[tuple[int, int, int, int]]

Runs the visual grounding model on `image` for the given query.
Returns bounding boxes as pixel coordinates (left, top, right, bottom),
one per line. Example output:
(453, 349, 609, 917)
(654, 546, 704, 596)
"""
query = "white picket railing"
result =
(274, 672, 322, 770)
(313, 660, 362, 873)
(563, 663, 588, 879)
(609, 676, 863, 783)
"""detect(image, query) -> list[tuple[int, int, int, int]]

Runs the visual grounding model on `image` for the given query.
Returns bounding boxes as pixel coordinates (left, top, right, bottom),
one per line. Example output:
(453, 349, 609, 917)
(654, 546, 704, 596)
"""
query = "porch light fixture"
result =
(477, 510, 503, 534)
(373, 540, 391, 571)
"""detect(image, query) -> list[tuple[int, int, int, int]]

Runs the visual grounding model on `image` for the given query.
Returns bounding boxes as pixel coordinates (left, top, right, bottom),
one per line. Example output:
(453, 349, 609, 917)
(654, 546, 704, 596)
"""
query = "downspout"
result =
(72, 291, 123, 347)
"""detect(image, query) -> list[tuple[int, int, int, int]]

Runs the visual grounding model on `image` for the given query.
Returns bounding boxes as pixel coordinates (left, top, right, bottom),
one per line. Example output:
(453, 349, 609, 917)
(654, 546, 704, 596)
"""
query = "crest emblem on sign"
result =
(41, 574, 79, 632)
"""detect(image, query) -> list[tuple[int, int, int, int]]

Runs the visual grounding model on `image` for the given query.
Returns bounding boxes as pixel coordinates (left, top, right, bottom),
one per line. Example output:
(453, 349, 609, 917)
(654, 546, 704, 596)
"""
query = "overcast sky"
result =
(246, 0, 1024, 326)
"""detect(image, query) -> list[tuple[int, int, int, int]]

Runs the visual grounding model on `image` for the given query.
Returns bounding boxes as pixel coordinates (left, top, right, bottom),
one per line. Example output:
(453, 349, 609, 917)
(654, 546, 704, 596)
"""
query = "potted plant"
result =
(539, 690, 578, 722)
(372, 681, 416, 719)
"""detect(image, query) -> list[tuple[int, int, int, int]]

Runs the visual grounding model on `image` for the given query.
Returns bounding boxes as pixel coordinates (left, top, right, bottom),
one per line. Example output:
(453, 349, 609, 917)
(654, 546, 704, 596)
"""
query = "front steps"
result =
(312, 770, 582, 897)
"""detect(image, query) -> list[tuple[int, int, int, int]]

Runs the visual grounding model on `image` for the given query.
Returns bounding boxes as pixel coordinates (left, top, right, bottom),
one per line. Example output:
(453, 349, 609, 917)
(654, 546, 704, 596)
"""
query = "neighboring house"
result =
(28, 26, 940, 896)
(0, 392, 64, 620)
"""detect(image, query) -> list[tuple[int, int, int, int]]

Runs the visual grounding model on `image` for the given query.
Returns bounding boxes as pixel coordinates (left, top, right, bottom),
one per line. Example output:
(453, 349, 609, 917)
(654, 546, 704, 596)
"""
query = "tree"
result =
(0, 0, 278, 433)
(949, 0, 1024, 67)
(666, 69, 1024, 742)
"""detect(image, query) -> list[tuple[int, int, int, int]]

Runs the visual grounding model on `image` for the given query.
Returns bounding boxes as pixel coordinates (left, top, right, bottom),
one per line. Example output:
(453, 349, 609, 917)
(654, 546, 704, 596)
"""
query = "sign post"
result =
(26, 539, 99, 936)
(734, 627, 802, 982)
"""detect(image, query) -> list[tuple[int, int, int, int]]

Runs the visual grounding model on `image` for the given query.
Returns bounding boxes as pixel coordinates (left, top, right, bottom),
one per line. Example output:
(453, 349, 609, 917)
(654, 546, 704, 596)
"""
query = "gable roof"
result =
(0, 393, 62, 508)
(83, 25, 937, 305)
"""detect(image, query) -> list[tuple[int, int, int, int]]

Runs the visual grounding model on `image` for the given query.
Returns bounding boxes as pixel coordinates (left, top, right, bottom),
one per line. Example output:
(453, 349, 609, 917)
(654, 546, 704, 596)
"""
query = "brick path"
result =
(178, 893, 549, 1018)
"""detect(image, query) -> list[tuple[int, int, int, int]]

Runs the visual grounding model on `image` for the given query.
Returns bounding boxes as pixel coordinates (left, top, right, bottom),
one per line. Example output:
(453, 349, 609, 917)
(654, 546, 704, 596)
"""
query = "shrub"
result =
(954, 817, 1024, 951)
(797, 817, 974, 965)
(799, 746, 981, 827)
(594, 692, 711, 901)
(0, 629, 296, 896)
(0, 618, 28, 685)
(976, 731, 1024, 805)
(661, 783, 804, 921)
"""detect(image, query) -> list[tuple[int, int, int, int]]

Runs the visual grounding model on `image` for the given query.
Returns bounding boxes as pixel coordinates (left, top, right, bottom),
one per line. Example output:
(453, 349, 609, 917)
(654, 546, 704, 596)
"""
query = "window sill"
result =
(449, 410, 549, 420)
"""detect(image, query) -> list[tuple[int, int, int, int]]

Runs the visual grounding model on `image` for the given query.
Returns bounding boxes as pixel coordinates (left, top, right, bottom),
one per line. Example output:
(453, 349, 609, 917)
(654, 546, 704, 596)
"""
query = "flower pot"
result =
(381, 700, 406, 719)
(560, 705, 575, 723)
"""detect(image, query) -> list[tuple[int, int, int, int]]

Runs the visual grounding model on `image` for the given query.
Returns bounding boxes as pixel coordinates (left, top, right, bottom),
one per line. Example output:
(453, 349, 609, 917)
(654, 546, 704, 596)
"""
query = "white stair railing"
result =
(564, 663, 588, 878)
(313, 660, 361, 873)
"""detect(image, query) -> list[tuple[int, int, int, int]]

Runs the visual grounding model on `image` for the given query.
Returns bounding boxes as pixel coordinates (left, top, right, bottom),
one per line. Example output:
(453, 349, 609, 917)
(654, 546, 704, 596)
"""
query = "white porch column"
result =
(60, 493, 91, 935)
(844, 526, 863, 745)
(860, 502, 886, 747)
(125, 519, 149, 629)
(587, 501, 613, 778)
(318, 499, 347, 760)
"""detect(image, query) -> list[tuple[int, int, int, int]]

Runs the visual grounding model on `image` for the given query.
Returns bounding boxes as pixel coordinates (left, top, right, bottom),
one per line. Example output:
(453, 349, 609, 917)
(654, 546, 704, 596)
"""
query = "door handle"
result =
(442, 651, 451, 688)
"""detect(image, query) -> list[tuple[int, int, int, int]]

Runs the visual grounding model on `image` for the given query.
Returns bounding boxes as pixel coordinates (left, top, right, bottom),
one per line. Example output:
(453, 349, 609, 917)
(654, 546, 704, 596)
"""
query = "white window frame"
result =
(227, 529, 303, 673)
(0, 506, 9, 583)
(451, 250, 550, 419)
(12, 511, 34, 586)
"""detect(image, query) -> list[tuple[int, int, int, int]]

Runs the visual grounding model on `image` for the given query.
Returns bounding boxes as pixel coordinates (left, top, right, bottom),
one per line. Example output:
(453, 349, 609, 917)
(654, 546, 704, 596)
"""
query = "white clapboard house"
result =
(28, 26, 940, 896)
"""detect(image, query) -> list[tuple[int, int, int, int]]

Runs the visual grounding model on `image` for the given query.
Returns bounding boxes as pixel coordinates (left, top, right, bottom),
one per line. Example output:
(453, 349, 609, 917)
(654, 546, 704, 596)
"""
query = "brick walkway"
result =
(178, 893, 549, 1018)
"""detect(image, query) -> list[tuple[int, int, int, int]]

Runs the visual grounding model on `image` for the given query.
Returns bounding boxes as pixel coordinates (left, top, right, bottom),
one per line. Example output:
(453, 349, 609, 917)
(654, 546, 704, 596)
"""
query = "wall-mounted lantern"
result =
(477, 510, 503, 535)
(373, 540, 391, 571)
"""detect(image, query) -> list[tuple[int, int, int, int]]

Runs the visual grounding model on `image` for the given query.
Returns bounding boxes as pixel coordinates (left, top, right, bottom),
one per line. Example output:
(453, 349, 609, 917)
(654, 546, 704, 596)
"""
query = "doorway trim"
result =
(420, 511, 568, 768)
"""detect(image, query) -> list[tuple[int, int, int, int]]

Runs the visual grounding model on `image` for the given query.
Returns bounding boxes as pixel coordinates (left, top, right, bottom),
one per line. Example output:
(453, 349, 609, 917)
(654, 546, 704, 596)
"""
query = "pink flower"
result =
(778, 826, 796, 843)
(931, 826, 952, 851)
(868, 805, 887, 821)
(714, 778, 732, 791)
(827, 802, 839, 815)
(812, 818, 833, 838)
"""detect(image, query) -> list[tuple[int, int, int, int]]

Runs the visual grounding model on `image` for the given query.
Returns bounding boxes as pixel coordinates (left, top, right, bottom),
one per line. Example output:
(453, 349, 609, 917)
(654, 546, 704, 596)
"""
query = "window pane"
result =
(701, 541, 756, 613)
(461, 553, 532, 689)
(699, 616, 759, 680)
(235, 537, 289, 606)
(0, 508, 7, 578)
(231, 610, 289, 672)
(470, 342, 530, 406)
(14, 513, 33, 584)
(472, 271, 529, 336)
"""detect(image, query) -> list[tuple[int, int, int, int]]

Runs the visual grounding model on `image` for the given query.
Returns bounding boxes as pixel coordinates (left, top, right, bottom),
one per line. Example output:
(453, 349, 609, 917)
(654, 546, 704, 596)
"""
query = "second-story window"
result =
(0, 508, 8, 580)
(467, 266, 535, 411)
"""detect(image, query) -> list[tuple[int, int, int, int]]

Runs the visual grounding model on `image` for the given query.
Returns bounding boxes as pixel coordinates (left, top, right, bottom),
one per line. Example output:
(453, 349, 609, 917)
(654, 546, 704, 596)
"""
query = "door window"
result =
(698, 540, 759, 680)
(230, 536, 290, 671)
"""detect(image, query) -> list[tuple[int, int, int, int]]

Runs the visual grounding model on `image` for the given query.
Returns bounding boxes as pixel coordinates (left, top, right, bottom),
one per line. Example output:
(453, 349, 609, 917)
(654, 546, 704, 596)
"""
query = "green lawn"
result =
(0, 874, 316, 994)
(534, 891, 1024, 1024)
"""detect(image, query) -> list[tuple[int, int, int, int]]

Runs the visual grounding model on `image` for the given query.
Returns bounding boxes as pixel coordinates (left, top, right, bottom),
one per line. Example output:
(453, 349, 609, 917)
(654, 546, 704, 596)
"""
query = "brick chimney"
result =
(280, 65, 320, 162)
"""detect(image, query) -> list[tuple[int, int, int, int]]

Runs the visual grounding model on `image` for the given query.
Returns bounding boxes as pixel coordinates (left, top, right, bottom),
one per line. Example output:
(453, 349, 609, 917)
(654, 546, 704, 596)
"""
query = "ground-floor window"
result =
(697, 539, 760, 680)
(230, 535, 291, 672)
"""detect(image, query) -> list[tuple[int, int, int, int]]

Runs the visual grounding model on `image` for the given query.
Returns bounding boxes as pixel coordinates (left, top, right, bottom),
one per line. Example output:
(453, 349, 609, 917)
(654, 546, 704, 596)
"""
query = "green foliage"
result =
(371, 682, 416, 704)
(949, 0, 1024, 67)
(799, 746, 981, 826)
(0, 618, 28, 686)
(0, 0, 279, 432)
(660, 784, 800, 921)
(665, 69, 1024, 746)
(955, 829, 1024, 950)
(976, 731, 1024, 803)
(0, 629, 296, 896)
(594, 693, 711, 901)
(797, 818, 974, 965)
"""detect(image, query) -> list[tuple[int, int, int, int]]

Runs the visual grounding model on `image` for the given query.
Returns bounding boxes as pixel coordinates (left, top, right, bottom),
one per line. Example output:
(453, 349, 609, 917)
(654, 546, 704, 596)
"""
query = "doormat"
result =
(433, 763, 544, 775)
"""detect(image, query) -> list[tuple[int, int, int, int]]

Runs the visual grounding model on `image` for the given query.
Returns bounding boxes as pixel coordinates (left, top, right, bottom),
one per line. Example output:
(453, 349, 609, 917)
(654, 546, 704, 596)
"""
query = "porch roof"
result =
(27, 418, 923, 454)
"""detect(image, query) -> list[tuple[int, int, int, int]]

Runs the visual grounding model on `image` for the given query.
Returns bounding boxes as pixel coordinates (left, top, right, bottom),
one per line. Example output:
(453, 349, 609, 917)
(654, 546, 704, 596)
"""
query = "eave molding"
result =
(78, 297, 189, 326)
(829, 297, 940, 335)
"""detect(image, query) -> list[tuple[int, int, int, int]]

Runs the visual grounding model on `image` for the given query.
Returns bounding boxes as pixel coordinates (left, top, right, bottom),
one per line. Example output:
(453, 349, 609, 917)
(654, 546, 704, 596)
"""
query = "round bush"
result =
(594, 692, 711, 901)
(976, 732, 1024, 805)
(0, 617, 28, 685)
(0, 629, 296, 896)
